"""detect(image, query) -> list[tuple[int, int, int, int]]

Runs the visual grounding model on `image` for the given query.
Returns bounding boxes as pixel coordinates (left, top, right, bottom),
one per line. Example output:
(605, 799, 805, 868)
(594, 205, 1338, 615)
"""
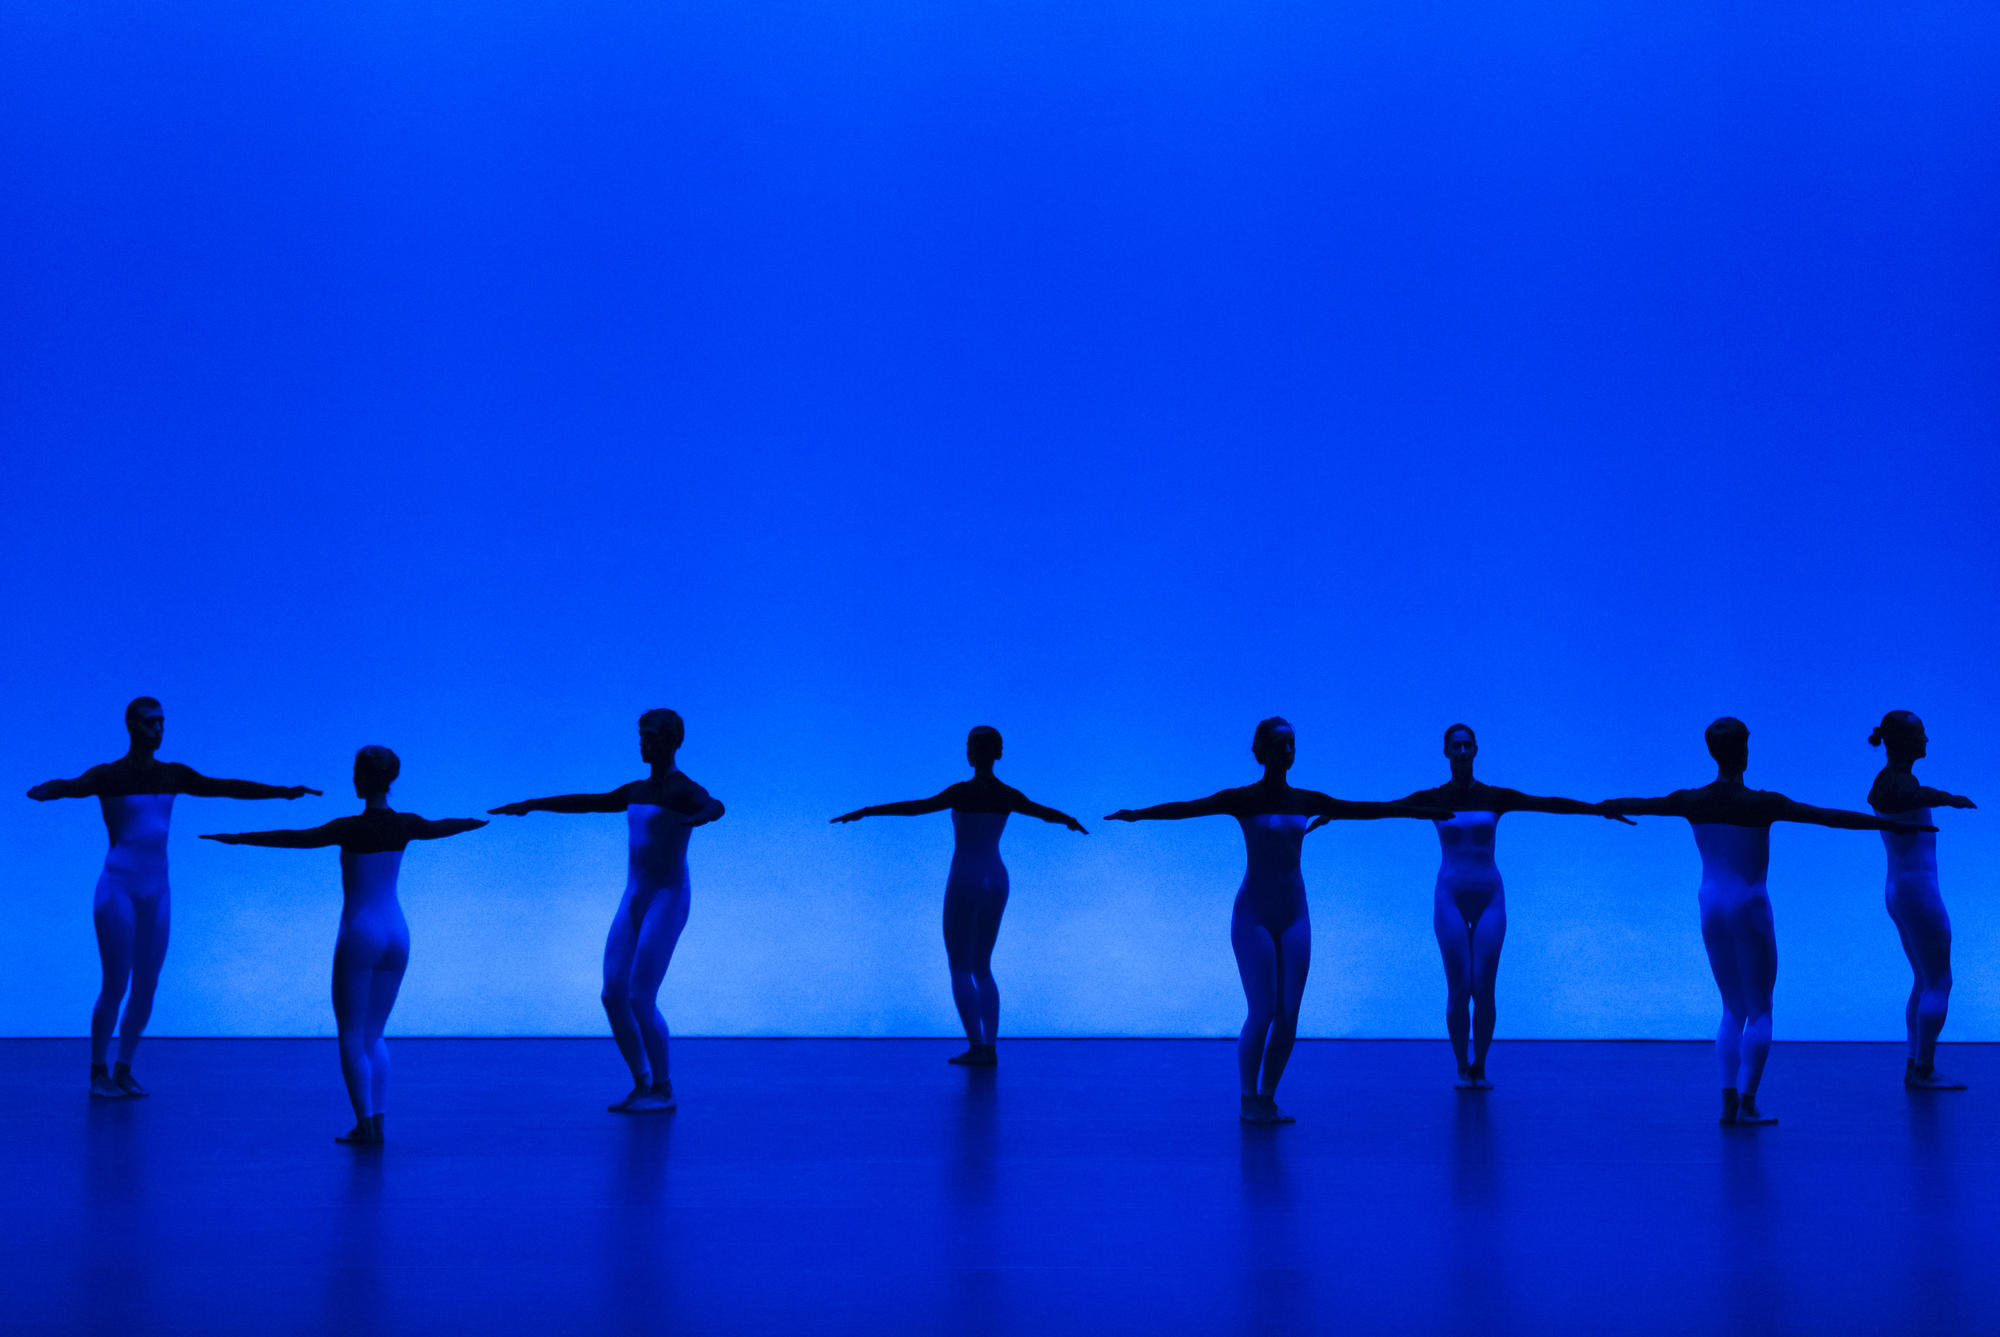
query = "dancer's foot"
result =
(609, 1084, 674, 1113)
(112, 1063, 149, 1098)
(1462, 1064, 1493, 1091)
(1735, 1094, 1778, 1126)
(948, 1044, 997, 1067)
(1906, 1062, 1968, 1091)
(1239, 1094, 1295, 1125)
(89, 1065, 128, 1100)
(370, 1113, 385, 1143)
(335, 1121, 380, 1145)
(1719, 1088, 1740, 1126)
(1454, 1065, 1477, 1090)
(647, 1080, 677, 1111)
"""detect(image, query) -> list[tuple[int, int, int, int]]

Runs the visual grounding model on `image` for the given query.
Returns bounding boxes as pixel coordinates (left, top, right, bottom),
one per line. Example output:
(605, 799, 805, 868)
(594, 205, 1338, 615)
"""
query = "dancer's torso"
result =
(1236, 813, 1309, 920)
(338, 848, 408, 936)
(1434, 810, 1503, 915)
(627, 804, 693, 896)
(1875, 805, 1938, 899)
(947, 809, 1009, 894)
(98, 792, 175, 893)
(1691, 822, 1771, 904)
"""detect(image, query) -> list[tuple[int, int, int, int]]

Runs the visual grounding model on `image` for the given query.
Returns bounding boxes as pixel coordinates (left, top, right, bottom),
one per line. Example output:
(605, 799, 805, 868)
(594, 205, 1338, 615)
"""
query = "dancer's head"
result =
(125, 697, 163, 751)
(1252, 717, 1295, 772)
(1443, 723, 1478, 769)
(1705, 717, 1749, 772)
(967, 726, 1003, 768)
(639, 708, 684, 763)
(353, 745, 400, 800)
(1869, 710, 1926, 764)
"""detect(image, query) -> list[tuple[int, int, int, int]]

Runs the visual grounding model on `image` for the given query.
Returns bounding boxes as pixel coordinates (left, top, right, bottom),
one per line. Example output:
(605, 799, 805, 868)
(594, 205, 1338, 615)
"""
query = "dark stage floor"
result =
(2, 1038, 1993, 1336)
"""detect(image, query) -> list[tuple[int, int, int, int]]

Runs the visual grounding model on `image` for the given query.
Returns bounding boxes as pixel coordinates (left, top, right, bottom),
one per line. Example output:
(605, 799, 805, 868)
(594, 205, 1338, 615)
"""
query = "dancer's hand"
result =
(488, 802, 534, 816)
(1104, 810, 1139, 822)
(26, 783, 54, 801)
(199, 833, 245, 843)
(1063, 816, 1089, 834)
(284, 786, 321, 799)
(830, 810, 866, 824)
(1949, 794, 1977, 809)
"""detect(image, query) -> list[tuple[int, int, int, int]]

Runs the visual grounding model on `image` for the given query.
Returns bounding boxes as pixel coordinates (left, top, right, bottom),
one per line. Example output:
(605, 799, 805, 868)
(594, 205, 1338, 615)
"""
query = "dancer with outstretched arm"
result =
(1865, 711, 1977, 1090)
(27, 697, 319, 1099)
(1313, 723, 1631, 1090)
(1107, 718, 1451, 1125)
(203, 746, 485, 1144)
(1603, 717, 1930, 1127)
(832, 725, 1087, 1066)
(489, 709, 723, 1113)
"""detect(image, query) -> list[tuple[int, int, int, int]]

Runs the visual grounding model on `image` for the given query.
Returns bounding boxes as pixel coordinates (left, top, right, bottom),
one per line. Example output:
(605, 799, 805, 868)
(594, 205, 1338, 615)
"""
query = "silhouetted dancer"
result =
(489, 709, 723, 1113)
(1603, 717, 1931, 1127)
(202, 747, 485, 1144)
(1313, 723, 1631, 1090)
(1866, 711, 1976, 1090)
(832, 725, 1088, 1066)
(26, 697, 319, 1099)
(1106, 718, 1451, 1124)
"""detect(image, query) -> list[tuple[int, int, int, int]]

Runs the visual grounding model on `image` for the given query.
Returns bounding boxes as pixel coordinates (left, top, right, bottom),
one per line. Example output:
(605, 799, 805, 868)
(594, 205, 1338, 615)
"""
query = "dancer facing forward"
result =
(27, 697, 318, 1099)
(832, 725, 1088, 1066)
(1107, 718, 1451, 1125)
(1314, 723, 1630, 1090)
(1866, 711, 1977, 1090)
(490, 709, 723, 1113)
(1604, 717, 1929, 1127)
(202, 747, 486, 1144)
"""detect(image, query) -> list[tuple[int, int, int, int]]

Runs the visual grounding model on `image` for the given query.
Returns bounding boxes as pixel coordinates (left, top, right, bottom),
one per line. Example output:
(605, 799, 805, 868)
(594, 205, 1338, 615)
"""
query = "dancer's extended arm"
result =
(490, 785, 634, 816)
(1870, 774, 1977, 812)
(1302, 791, 1456, 823)
(406, 816, 490, 839)
(1104, 790, 1239, 822)
(1489, 789, 1637, 824)
(201, 822, 347, 848)
(170, 764, 318, 800)
(1771, 795, 1935, 833)
(832, 789, 957, 823)
(26, 765, 109, 800)
(1006, 788, 1088, 833)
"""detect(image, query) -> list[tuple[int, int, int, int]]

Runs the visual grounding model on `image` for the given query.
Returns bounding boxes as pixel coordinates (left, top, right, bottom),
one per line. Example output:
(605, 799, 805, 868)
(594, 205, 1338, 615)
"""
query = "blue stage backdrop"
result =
(3, 1, 1995, 1040)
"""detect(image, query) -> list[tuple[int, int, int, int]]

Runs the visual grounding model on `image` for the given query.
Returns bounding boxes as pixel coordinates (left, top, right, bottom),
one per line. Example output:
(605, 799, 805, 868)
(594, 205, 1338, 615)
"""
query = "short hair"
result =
(1252, 716, 1293, 761)
(125, 696, 162, 728)
(1444, 723, 1476, 746)
(1704, 716, 1749, 762)
(638, 709, 685, 749)
(967, 725, 1003, 764)
(1869, 710, 1921, 749)
(354, 745, 401, 795)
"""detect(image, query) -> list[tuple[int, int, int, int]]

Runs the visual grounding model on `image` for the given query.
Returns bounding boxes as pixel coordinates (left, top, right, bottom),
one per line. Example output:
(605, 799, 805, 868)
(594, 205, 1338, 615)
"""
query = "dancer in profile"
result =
(1106, 718, 1451, 1125)
(1866, 711, 1977, 1090)
(832, 725, 1087, 1067)
(26, 697, 319, 1099)
(489, 709, 723, 1113)
(1604, 718, 1930, 1127)
(1314, 724, 1631, 1090)
(202, 747, 485, 1144)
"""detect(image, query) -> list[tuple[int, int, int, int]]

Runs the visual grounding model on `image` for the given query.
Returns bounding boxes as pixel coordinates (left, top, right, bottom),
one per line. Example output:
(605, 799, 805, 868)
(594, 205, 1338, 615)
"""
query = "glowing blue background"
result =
(4, 1, 1996, 1040)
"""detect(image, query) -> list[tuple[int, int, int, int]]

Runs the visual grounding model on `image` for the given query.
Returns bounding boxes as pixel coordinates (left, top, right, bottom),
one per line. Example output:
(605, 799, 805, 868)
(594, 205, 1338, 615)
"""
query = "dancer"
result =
(1314, 723, 1631, 1090)
(1866, 711, 1977, 1090)
(26, 697, 319, 1099)
(489, 709, 723, 1113)
(832, 725, 1088, 1066)
(1106, 718, 1451, 1124)
(1604, 717, 1929, 1127)
(202, 747, 485, 1144)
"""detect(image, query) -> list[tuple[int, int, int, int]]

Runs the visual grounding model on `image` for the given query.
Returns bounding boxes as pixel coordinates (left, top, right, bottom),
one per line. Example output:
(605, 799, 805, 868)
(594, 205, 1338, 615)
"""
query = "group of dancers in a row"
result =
(28, 699, 1973, 1141)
